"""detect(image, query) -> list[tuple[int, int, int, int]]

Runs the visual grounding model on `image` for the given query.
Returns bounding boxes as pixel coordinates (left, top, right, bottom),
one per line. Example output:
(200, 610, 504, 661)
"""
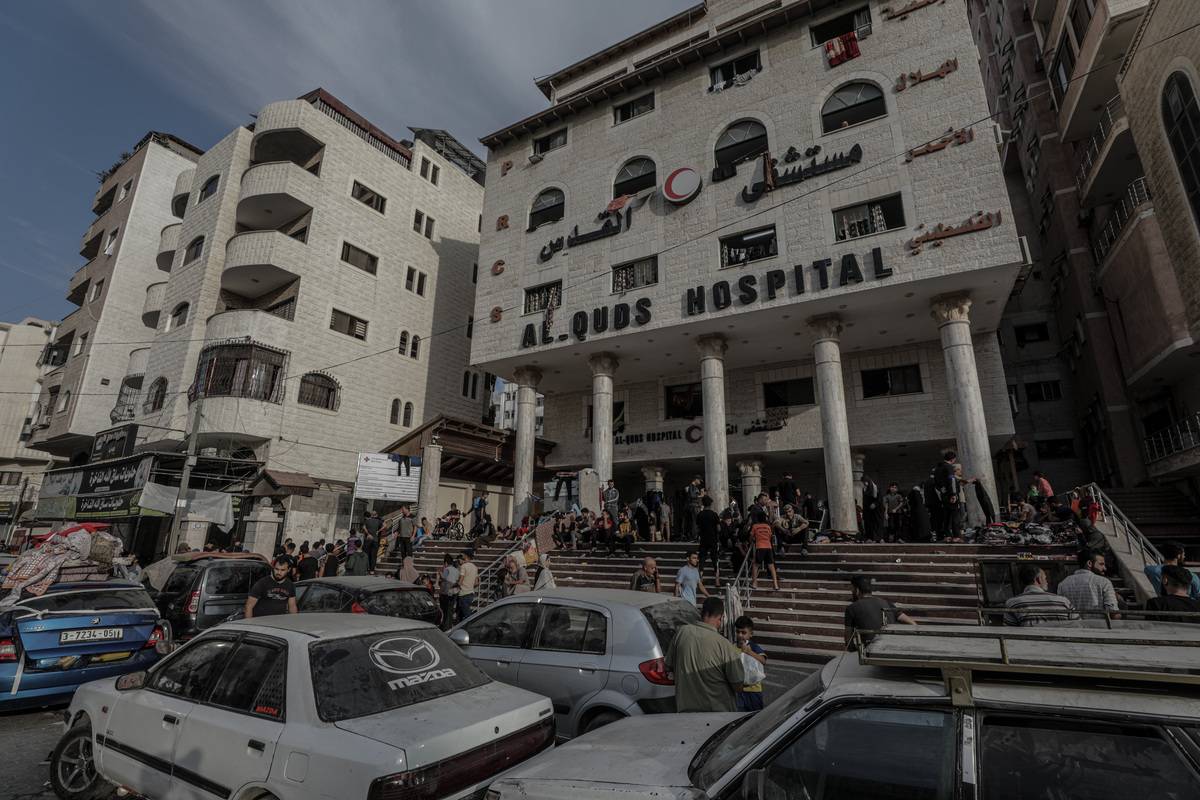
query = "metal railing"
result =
(470, 525, 541, 613)
(1092, 177, 1152, 265)
(1074, 95, 1126, 191)
(1080, 482, 1163, 568)
(1144, 412, 1200, 464)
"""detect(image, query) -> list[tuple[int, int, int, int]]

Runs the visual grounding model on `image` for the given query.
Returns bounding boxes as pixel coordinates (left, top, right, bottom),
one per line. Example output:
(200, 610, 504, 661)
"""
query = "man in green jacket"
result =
(665, 596, 746, 712)
(343, 538, 370, 576)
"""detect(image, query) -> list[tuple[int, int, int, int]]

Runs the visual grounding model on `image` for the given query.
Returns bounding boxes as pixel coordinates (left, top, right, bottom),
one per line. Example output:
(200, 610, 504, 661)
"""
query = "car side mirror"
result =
(116, 671, 147, 691)
(449, 629, 470, 647)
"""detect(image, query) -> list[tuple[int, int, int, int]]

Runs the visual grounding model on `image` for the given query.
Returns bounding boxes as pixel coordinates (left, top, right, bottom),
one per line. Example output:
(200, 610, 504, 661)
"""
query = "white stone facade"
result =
(0, 318, 59, 524)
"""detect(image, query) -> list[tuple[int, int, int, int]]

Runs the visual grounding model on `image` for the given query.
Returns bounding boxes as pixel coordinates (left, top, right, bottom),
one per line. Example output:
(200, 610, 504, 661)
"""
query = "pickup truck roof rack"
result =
(856, 624, 1200, 707)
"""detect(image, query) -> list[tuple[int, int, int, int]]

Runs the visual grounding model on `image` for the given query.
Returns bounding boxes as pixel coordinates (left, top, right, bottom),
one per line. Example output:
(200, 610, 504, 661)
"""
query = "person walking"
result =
(470, 491, 489, 531)
(1057, 548, 1119, 618)
(695, 496, 721, 580)
(603, 480, 620, 522)
(665, 597, 745, 712)
(244, 558, 298, 618)
(295, 543, 319, 581)
(455, 550, 478, 622)
(362, 511, 382, 572)
(320, 542, 339, 577)
(674, 550, 710, 605)
(684, 476, 704, 540)
(630, 556, 661, 593)
(843, 575, 915, 650)
(393, 505, 416, 560)
(437, 554, 459, 629)
(749, 511, 780, 592)
(342, 539, 369, 576)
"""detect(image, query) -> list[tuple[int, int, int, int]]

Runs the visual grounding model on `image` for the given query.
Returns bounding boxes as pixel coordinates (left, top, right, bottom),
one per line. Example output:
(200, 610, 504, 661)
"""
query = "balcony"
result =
(126, 346, 150, 377)
(172, 168, 195, 218)
(1144, 413, 1200, 475)
(1092, 177, 1152, 266)
(142, 282, 167, 325)
(157, 223, 180, 271)
(80, 230, 103, 261)
(1075, 95, 1140, 206)
(206, 308, 292, 352)
(1056, 0, 1149, 140)
(250, 127, 324, 175)
(66, 265, 92, 307)
(222, 230, 307, 299)
(238, 161, 317, 233)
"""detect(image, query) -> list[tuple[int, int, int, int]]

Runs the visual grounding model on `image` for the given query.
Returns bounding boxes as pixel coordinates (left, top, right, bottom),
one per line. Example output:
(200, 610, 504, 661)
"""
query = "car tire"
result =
(582, 710, 624, 734)
(49, 723, 111, 800)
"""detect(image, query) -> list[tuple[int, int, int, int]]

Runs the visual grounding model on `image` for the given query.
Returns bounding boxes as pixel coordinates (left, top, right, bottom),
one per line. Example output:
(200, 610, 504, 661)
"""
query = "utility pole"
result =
(167, 394, 203, 555)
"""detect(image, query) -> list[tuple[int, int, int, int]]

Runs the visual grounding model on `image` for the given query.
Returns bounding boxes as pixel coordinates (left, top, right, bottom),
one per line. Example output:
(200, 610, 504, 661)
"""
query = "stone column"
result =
(588, 353, 619, 482)
(809, 315, 857, 534)
(696, 334, 730, 511)
(931, 294, 998, 526)
(417, 443, 442, 526)
(511, 366, 542, 524)
(641, 464, 666, 494)
(852, 452, 866, 510)
(737, 460, 763, 506)
(243, 498, 282, 558)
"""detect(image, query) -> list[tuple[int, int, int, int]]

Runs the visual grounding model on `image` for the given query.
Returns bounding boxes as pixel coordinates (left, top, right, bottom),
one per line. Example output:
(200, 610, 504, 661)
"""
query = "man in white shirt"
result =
(1055, 549, 1119, 618)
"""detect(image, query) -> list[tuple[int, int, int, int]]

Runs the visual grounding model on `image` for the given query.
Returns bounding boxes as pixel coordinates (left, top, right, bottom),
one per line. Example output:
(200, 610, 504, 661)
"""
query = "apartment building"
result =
(493, 381, 545, 435)
(0, 318, 59, 530)
(27, 132, 202, 462)
(473, 0, 1027, 529)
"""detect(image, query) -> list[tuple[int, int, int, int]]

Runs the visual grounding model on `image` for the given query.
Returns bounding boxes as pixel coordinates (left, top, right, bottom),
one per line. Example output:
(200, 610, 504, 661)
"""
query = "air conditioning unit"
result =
(528, 153, 543, 164)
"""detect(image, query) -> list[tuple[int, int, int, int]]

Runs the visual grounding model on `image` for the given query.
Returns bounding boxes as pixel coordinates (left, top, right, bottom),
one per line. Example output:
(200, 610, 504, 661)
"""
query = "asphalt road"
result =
(0, 664, 815, 800)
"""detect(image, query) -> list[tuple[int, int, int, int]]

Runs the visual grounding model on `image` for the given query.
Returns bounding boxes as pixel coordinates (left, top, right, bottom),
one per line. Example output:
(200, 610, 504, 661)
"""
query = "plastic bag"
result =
(741, 651, 766, 686)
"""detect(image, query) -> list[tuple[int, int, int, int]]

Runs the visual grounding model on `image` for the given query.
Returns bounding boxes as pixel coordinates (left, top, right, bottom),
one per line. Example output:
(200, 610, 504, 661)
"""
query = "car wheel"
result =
(582, 710, 624, 734)
(49, 724, 110, 800)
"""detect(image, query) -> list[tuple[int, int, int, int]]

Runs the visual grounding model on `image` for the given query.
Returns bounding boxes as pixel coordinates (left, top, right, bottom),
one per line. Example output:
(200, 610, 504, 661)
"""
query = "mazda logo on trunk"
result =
(369, 637, 440, 675)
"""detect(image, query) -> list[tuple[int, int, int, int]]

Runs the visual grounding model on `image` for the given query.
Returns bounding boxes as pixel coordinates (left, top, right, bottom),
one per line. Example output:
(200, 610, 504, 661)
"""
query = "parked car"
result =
(486, 624, 1200, 800)
(296, 576, 441, 624)
(149, 553, 269, 639)
(1, 581, 168, 711)
(50, 613, 555, 800)
(449, 588, 700, 738)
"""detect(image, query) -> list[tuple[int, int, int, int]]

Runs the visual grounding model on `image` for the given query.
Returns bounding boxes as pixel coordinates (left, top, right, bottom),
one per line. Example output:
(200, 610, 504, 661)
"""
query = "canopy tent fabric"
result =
(138, 481, 235, 532)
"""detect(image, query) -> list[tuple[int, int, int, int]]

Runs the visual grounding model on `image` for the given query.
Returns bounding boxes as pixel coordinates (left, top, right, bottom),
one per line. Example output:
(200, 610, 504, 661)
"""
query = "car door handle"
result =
(495, 659, 511, 666)
(248, 739, 266, 752)
(579, 664, 597, 673)
(162, 714, 179, 726)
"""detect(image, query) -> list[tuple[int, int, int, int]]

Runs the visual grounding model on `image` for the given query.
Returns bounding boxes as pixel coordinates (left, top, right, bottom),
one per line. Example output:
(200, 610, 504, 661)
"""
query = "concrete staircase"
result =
(1102, 487, 1200, 552)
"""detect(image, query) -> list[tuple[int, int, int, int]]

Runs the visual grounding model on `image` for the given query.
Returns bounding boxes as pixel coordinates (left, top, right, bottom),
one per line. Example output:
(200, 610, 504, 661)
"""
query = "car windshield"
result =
(21, 588, 156, 612)
(690, 668, 825, 789)
(309, 628, 491, 722)
(641, 600, 701, 652)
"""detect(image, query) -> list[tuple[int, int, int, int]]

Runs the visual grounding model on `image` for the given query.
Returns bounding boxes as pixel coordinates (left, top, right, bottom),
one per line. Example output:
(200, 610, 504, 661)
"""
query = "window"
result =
(764, 378, 815, 408)
(150, 638, 236, 700)
(834, 194, 905, 240)
(405, 266, 416, 291)
(979, 716, 1200, 799)
(167, 303, 189, 331)
(462, 371, 472, 398)
(1049, 37, 1076, 105)
(104, 228, 119, 256)
(420, 157, 440, 185)
(191, 344, 287, 403)
(198, 174, 220, 203)
(612, 256, 658, 293)
(533, 606, 607, 653)
(398, 331, 409, 354)
(472, 262, 478, 283)
(416, 273, 426, 296)
(117, 180, 132, 202)
(528, 188, 565, 230)
(1014, 322, 1051, 345)
(390, 398, 401, 425)
(330, 309, 368, 340)
(613, 157, 657, 198)
(471, 374, 479, 400)
(403, 402, 413, 426)
(714, 119, 768, 173)
(265, 297, 295, 321)
(420, 157, 430, 179)
(89, 279, 104, 302)
(1068, 0, 1095, 48)
(298, 373, 339, 410)
(430, 164, 440, 185)
(351, 180, 386, 213)
(424, 215, 435, 239)
(58, 389, 72, 413)
(862, 364, 923, 398)
(184, 236, 204, 264)
(524, 281, 562, 315)
(720, 225, 778, 268)
(1036, 438, 1077, 458)
(146, 378, 168, 412)
(207, 640, 285, 718)
(586, 401, 627, 438)
(410, 335, 420, 358)
(665, 382, 703, 420)
(822, 82, 886, 133)
(709, 51, 761, 87)
(614, 93, 655, 124)
(533, 128, 567, 156)
(810, 6, 872, 46)
(1163, 72, 1200, 229)
(463, 602, 536, 647)
(764, 707, 955, 800)
(466, 316, 474, 338)
(73, 332, 87, 357)
(340, 242, 378, 275)
(413, 209, 425, 234)
(1025, 379, 1063, 402)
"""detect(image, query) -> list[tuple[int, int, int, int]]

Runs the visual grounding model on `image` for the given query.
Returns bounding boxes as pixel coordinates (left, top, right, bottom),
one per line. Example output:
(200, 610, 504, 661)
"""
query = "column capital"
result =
(807, 314, 843, 342)
(930, 293, 973, 326)
(640, 464, 666, 481)
(512, 365, 543, 388)
(736, 459, 763, 478)
(588, 352, 620, 376)
(694, 333, 727, 360)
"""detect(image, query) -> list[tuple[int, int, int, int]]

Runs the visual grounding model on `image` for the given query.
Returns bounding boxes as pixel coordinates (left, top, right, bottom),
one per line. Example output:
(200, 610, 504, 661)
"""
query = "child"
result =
(734, 615, 767, 712)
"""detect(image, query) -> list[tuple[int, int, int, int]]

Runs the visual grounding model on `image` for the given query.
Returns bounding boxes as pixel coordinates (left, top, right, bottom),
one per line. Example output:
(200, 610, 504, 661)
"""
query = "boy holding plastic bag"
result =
(735, 615, 767, 711)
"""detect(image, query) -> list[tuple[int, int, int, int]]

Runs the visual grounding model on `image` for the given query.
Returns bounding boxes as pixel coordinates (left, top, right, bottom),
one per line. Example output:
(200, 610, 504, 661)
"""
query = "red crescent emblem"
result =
(663, 167, 702, 205)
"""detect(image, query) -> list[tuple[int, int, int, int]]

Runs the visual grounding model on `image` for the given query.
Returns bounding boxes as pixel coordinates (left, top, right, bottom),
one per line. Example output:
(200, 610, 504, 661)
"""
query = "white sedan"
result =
(49, 613, 555, 800)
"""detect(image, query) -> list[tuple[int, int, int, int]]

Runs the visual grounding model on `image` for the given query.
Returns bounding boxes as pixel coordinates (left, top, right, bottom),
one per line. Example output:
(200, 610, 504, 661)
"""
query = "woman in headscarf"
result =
(393, 556, 420, 584)
(533, 554, 556, 591)
(861, 476, 886, 543)
(907, 484, 931, 543)
(503, 554, 530, 596)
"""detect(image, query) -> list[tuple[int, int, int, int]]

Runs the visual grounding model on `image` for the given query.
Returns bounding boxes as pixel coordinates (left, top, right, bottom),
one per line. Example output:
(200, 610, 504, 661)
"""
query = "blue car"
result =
(0, 581, 168, 711)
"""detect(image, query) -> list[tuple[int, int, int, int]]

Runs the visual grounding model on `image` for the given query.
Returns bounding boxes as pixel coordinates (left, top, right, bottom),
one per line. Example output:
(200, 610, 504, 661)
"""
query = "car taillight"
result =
(184, 590, 200, 615)
(143, 625, 165, 649)
(639, 657, 674, 685)
(350, 601, 367, 614)
(0, 638, 16, 663)
(367, 718, 554, 800)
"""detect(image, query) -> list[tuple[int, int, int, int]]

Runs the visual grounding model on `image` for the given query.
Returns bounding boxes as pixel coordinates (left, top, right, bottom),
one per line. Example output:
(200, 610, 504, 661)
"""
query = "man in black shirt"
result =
(295, 543, 319, 581)
(245, 558, 298, 618)
(320, 543, 340, 577)
(695, 496, 722, 581)
(279, 541, 298, 579)
(1146, 566, 1200, 622)
(775, 472, 799, 510)
(844, 575, 915, 650)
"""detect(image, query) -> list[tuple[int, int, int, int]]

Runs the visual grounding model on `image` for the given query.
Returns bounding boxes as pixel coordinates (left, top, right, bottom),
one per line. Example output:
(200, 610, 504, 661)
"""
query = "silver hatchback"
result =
(449, 588, 700, 738)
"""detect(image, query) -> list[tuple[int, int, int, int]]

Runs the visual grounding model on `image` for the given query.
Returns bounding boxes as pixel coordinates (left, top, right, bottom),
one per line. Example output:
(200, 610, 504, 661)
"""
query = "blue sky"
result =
(0, 0, 691, 324)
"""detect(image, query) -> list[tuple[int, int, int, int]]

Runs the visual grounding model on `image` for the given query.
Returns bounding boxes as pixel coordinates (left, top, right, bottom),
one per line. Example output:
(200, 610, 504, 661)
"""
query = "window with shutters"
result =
(409, 336, 420, 359)
(330, 309, 368, 340)
(398, 331, 409, 354)
(340, 242, 378, 275)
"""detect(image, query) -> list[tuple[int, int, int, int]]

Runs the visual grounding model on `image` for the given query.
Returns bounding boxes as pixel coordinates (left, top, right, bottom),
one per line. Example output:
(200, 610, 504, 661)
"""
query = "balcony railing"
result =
(1075, 95, 1125, 191)
(1144, 412, 1200, 464)
(1092, 177, 1151, 265)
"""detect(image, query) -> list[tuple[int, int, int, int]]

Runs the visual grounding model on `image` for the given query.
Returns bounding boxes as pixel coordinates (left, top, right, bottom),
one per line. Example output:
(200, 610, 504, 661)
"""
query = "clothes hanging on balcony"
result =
(825, 32, 861, 67)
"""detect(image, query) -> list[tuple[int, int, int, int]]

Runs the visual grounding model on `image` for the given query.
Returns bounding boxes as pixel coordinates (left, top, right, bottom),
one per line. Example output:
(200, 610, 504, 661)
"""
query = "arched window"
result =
(398, 330, 409, 355)
(1163, 72, 1200, 228)
(410, 335, 420, 359)
(297, 373, 339, 411)
(390, 398, 401, 424)
(528, 188, 565, 230)
(145, 378, 168, 412)
(403, 402, 414, 427)
(822, 82, 886, 133)
(714, 120, 769, 175)
(613, 157, 657, 198)
(184, 236, 204, 264)
(198, 174, 220, 203)
(462, 371, 472, 397)
(167, 303, 189, 331)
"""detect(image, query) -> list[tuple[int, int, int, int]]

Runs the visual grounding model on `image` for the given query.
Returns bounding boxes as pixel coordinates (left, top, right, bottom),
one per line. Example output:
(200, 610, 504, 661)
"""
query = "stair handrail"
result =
(469, 522, 543, 613)
(1080, 483, 1163, 567)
